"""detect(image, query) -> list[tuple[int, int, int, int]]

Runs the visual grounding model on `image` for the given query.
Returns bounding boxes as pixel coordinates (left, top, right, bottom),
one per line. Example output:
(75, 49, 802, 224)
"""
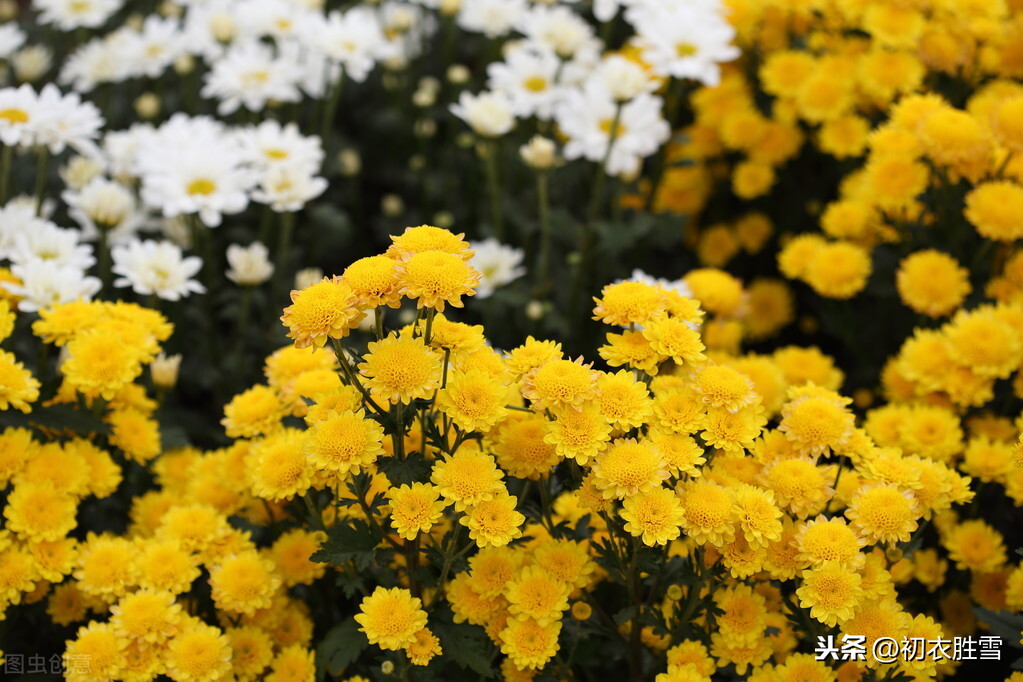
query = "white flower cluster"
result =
(0, 83, 104, 156)
(450, 0, 738, 176)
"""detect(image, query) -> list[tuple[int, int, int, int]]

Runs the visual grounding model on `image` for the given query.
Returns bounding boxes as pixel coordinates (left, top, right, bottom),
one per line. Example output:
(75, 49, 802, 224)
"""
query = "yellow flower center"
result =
(187, 179, 217, 196)
(523, 76, 548, 92)
(676, 43, 697, 57)
(0, 108, 29, 124)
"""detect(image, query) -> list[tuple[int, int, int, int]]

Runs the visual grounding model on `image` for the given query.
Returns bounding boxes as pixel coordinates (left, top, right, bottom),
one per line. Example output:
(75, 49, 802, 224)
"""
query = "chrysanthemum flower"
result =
(221, 384, 287, 439)
(796, 562, 864, 627)
(386, 225, 473, 261)
(280, 276, 363, 349)
(841, 597, 910, 668)
(778, 385, 855, 456)
(136, 538, 202, 595)
(543, 403, 612, 465)
(944, 306, 1022, 380)
(74, 534, 139, 601)
(431, 449, 505, 511)
(599, 329, 662, 375)
(731, 483, 782, 550)
(649, 430, 706, 478)
(896, 249, 970, 317)
(691, 364, 757, 413)
(109, 589, 183, 644)
(437, 369, 509, 432)
(621, 487, 686, 546)
(677, 480, 738, 546)
(447, 571, 504, 626)
(64, 622, 128, 682)
(468, 546, 521, 599)
(225, 626, 274, 680)
(209, 551, 281, 615)
(265, 644, 315, 682)
(532, 539, 596, 591)
(591, 438, 667, 499)
(700, 403, 766, 454)
(427, 314, 487, 354)
(358, 330, 443, 404)
(499, 617, 561, 671)
(666, 640, 715, 677)
(505, 565, 571, 625)
(0, 543, 38, 605)
(592, 281, 666, 326)
(107, 408, 161, 464)
(387, 482, 445, 541)
(491, 413, 562, 479)
(246, 429, 314, 502)
(269, 529, 326, 587)
(3, 480, 78, 542)
(342, 255, 401, 308)
(60, 331, 143, 402)
(460, 490, 525, 548)
(505, 337, 563, 378)
(164, 620, 233, 682)
(652, 387, 706, 434)
(597, 370, 653, 429)
(714, 584, 767, 645)
(354, 586, 428, 651)
(845, 483, 919, 545)
(521, 357, 599, 412)
(304, 409, 384, 477)
(395, 249, 481, 311)
(761, 457, 833, 518)
(796, 517, 865, 569)
(28, 537, 78, 582)
(405, 628, 442, 666)
(642, 316, 706, 367)
(942, 520, 1007, 573)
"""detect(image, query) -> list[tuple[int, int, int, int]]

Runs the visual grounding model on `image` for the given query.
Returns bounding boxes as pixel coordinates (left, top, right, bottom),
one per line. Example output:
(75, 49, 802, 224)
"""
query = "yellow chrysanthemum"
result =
(222, 385, 287, 439)
(460, 491, 525, 548)
(358, 330, 443, 404)
(642, 316, 706, 367)
(387, 482, 445, 540)
(247, 428, 314, 501)
(796, 561, 865, 627)
(342, 255, 401, 308)
(505, 565, 571, 625)
(621, 487, 686, 546)
(165, 621, 233, 682)
(845, 483, 919, 545)
(543, 402, 612, 465)
(60, 331, 144, 402)
(896, 250, 971, 318)
(965, 180, 1023, 241)
(405, 627, 442, 666)
(3, 481, 78, 542)
(779, 385, 856, 456)
(436, 369, 509, 432)
(596, 370, 653, 430)
(386, 225, 473, 261)
(395, 249, 481, 311)
(430, 448, 505, 511)
(74, 534, 138, 601)
(500, 617, 561, 671)
(521, 357, 599, 412)
(354, 586, 428, 651)
(599, 329, 662, 375)
(761, 458, 833, 519)
(677, 480, 738, 546)
(136, 538, 202, 594)
(505, 337, 563, 378)
(209, 551, 281, 615)
(304, 409, 384, 476)
(64, 622, 128, 682)
(591, 438, 667, 499)
(0, 349, 40, 412)
(491, 412, 562, 479)
(942, 520, 1007, 573)
(281, 276, 363, 349)
(109, 588, 183, 644)
(226, 626, 274, 680)
(468, 546, 521, 599)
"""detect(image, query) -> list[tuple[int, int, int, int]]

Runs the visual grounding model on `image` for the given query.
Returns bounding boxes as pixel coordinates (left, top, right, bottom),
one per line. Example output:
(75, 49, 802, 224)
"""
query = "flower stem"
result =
(274, 210, 296, 306)
(482, 140, 504, 240)
(33, 147, 49, 217)
(321, 70, 345, 144)
(0, 145, 12, 205)
(536, 170, 552, 294)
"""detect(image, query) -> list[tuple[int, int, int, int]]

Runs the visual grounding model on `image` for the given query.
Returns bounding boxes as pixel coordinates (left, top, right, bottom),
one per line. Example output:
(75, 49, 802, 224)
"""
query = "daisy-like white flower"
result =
(7, 223, 95, 271)
(123, 15, 185, 79)
(237, 120, 324, 175)
(112, 238, 205, 301)
(136, 115, 255, 227)
(59, 35, 131, 93)
(5, 260, 101, 312)
(0, 203, 53, 255)
(517, 5, 596, 59)
(63, 177, 143, 243)
(0, 24, 26, 60)
(487, 45, 563, 120)
(201, 40, 304, 115)
(102, 122, 154, 178)
(312, 7, 386, 83)
(630, 2, 739, 87)
(555, 82, 669, 177)
(450, 90, 516, 138)
(469, 238, 526, 298)
(457, 0, 528, 38)
(240, 0, 316, 42)
(13, 45, 54, 83)
(0, 84, 38, 147)
(594, 54, 657, 102)
(250, 164, 328, 212)
(31, 84, 105, 156)
(226, 241, 274, 286)
(35, 0, 122, 31)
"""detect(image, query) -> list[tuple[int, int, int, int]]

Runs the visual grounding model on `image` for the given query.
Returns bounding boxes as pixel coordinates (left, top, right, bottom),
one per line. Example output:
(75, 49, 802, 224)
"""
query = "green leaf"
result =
(377, 451, 431, 487)
(160, 424, 190, 451)
(315, 617, 366, 680)
(973, 608, 1023, 644)
(3, 403, 110, 438)
(433, 620, 495, 678)
(311, 519, 381, 570)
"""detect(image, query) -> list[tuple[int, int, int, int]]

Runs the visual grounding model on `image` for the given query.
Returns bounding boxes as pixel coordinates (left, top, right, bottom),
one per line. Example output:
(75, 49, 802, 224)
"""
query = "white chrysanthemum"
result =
(555, 82, 669, 177)
(122, 15, 185, 80)
(450, 90, 515, 138)
(250, 164, 327, 212)
(201, 40, 304, 115)
(487, 45, 563, 120)
(516, 5, 596, 59)
(0, 84, 39, 147)
(594, 54, 657, 102)
(136, 114, 255, 227)
(5, 260, 101, 312)
(238, 0, 317, 42)
(312, 7, 386, 83)
(8, 223, 96, 271)
(12, 45, 53, 83)
(112, 238, 205, 301)
(32, 84, 105, 156)
(63, 178, 143, 243)
(59, 36, 130, 93)
(469, 238, 526, 298)
(101, 123, 153, 179)
(630, 2, 739, 87)
(0, 24, 26, 60)
(0, 203, 50, 255)
(226, 242, 274, 286)
(35, 0, 122, 30)
(457, 0, 527, 38)
(237, 120, 324, 175)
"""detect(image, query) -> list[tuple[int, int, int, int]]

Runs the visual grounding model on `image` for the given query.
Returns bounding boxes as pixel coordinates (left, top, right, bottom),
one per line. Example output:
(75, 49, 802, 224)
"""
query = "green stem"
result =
(0, 145, 12, 205)
(98, 229, 111, 295)
(321, 70, 345, 144)
(330, 337, 386, 416)
(587, 102, 623, 223)
(536, 171, 552, 294)
(274, 210, 296, 305)
(483, 140, 504, 240)
(33, 147, 49, 216)
(374, 306, 385, 340)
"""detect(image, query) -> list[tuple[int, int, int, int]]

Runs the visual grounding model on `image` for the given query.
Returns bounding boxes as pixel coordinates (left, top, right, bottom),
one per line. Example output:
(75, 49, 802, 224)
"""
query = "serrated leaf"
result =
(972, 608, 1023, 644)
(433, 621, 495, 678)
(315, 617, 366, 679)
(311, 519, 381, 570)
(377, 451, 431, 487)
